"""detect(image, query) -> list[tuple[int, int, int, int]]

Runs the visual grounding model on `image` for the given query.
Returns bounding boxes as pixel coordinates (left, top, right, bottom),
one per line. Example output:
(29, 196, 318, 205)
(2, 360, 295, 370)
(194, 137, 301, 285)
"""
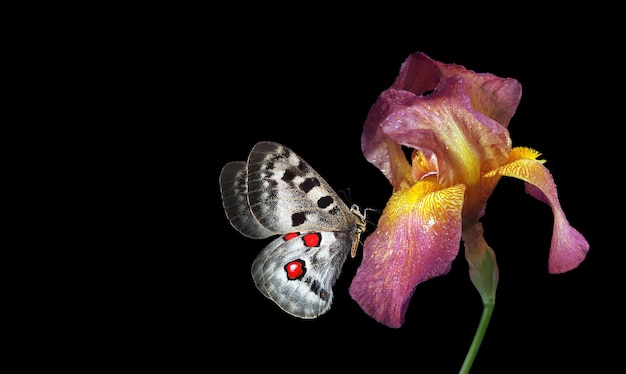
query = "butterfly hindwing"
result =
(252, 231, 354, 319)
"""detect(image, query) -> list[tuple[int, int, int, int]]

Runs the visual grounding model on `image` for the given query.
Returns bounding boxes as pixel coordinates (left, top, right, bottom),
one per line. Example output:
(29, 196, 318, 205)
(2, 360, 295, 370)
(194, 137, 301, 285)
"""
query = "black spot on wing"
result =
(300, 177, 320, 193)
(282, 169, 297, 183)
(317, 195, 333, 209)
(292, 212, 306, 227)
(310, 279, 321, 295)
(308, 279, 329, 301)
(296, 160, 309, 173)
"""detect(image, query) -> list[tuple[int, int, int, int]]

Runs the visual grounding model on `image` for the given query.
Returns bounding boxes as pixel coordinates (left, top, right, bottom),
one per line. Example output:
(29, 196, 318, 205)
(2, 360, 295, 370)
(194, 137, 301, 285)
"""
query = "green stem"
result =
(459, 301, 494, 374)
(460, 223, 498, 374)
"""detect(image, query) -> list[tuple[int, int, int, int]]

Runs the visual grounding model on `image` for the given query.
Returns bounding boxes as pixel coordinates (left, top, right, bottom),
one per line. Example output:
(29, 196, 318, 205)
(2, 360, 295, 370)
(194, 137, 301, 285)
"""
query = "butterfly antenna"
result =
(339, 187, 352, 205)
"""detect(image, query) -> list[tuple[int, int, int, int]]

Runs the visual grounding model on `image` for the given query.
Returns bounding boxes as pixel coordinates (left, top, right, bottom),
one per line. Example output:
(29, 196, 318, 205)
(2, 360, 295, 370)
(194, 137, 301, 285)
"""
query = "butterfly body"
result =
(220, 141, 366, 318)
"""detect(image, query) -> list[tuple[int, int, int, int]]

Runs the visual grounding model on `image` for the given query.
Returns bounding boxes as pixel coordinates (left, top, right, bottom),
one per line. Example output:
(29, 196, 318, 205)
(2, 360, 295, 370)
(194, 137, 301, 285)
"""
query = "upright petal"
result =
(361, 89, 418, 189)
(361, 52, 520, 206)
(394, 52, 523, 128)
(349, 182, 466, 328)
(484, 149, 589, 273)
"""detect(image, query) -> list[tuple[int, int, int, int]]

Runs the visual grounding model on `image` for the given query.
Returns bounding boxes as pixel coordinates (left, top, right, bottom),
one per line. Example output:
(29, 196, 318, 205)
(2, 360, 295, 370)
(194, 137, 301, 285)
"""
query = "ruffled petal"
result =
(394, 52, 523, 128)
(484, 153, 589, 273)
(349, 182, 466, 328)
(361, 52, 520, 200)
(361, 90, 417, 188)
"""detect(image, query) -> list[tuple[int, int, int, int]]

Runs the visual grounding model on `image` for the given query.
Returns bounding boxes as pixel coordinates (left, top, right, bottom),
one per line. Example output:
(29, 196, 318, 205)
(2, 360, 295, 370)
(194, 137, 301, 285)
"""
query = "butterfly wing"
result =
(220, 160, 275, 239)
(220, 141, 366, 318)
(252, 231, 355, 319)
(219, 141, 355, 238)
(245, 141, 356, 234)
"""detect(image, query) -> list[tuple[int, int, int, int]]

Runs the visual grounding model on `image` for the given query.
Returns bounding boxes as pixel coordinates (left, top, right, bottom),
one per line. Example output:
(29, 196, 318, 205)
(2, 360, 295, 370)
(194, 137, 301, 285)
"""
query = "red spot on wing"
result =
(285, 260, 306, 280)
(302, 233, 321, 247)
(283, 232, 299, 241)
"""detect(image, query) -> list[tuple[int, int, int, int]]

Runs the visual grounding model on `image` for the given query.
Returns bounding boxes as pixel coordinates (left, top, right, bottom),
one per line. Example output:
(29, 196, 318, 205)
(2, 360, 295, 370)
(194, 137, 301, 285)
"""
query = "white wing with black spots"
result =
(219, 141, 367, 318)
(251, 231, 355, 319)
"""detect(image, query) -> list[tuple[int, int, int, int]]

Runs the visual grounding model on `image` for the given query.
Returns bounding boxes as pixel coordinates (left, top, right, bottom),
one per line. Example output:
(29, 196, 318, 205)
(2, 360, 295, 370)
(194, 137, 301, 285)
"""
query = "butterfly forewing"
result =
(246, 141, 355, 234)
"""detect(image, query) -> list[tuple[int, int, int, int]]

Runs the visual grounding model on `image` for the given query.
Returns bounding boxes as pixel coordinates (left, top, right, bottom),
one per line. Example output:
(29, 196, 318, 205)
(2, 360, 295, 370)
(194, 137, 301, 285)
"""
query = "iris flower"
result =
(349, 52, 589, 371)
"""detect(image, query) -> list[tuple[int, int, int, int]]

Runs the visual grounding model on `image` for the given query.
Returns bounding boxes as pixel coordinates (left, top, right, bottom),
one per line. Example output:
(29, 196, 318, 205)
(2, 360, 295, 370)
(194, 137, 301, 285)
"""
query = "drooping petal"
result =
(524, 182, 589, 273)
(484, 149, 589, 273)
(349, 182, 466, 328)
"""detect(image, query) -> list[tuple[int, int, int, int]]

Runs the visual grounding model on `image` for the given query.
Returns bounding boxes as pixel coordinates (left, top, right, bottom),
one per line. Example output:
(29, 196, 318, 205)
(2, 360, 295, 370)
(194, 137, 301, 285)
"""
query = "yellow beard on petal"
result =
(508, 146, 545, 163)
(385, 180, 439, 225)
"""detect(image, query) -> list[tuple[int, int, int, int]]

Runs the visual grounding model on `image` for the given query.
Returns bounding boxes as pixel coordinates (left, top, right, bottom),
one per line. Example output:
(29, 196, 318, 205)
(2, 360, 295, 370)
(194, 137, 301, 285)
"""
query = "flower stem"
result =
(459, 301, 494, 374)
(460, 223, 498, 374)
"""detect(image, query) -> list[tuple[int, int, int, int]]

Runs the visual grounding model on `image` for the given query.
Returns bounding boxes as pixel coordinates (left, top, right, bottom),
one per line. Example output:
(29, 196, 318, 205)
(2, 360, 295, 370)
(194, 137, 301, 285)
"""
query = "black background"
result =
(103, 10, 622, 374)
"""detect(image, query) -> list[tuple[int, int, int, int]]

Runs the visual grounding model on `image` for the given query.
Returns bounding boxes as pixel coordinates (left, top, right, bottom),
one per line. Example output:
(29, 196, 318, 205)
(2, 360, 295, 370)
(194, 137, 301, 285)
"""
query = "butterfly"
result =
(219, 141, 366, 319)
